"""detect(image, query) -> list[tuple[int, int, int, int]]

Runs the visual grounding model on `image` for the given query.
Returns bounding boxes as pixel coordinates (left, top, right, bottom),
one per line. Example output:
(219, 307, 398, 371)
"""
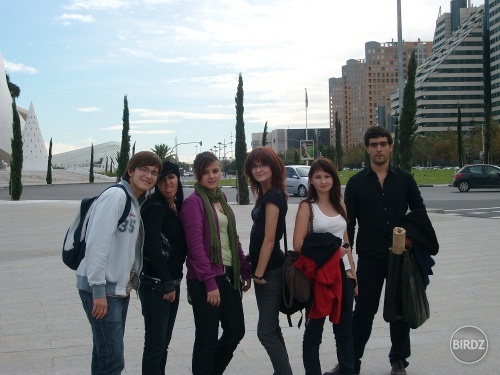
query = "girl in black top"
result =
(244, 147, 292, 375)
(139, 160, 187, 375)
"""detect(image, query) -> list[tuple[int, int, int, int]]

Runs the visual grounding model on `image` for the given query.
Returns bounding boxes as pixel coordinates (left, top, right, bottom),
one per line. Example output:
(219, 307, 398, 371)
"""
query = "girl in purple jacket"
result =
(180, 151, 251, 375)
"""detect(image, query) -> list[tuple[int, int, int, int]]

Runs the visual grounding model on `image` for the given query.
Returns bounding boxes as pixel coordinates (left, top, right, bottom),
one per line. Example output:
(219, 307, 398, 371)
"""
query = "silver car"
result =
(286, 165, 310, 197)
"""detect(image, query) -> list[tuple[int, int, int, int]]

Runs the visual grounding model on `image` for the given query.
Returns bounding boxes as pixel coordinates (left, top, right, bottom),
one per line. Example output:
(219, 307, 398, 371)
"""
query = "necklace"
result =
(215, 201, 225, 214)
(168, 202, 177, 213)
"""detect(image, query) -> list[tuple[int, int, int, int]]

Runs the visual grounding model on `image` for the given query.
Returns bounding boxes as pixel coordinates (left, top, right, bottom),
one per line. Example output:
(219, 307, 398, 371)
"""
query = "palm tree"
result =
(151, 144, 176, 160)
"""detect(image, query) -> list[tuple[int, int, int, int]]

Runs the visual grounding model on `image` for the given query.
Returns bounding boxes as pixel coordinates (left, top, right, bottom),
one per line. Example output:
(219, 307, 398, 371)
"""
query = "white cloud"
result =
(76, 106, 101, 112)
(130, 129, 175, 135)
(4, 60, 38, 75)
(131, 108, 232, 121)
(64, 0, 132, 11)
(102, 125, 123, 131)
(56, 13, 95, 23)
(51, 140, 94, 155)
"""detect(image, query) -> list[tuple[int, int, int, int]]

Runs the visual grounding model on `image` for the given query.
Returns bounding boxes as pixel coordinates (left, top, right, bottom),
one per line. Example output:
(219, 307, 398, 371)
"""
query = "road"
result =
(1, 182, 499, 218)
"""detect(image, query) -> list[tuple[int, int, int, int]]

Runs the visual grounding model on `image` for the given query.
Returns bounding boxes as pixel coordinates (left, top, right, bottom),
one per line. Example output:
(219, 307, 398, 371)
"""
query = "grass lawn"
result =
(184, 168, 457, 187)
(338, 168, 457, 185)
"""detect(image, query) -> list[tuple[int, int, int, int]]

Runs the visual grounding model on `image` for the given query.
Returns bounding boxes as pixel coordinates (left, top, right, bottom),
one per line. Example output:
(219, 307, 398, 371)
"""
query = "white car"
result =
(285, 165, 310, 197)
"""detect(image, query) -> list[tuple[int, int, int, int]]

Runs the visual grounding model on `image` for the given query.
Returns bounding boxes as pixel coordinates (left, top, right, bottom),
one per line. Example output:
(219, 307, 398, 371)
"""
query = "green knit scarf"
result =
(194, 182, 241, 289)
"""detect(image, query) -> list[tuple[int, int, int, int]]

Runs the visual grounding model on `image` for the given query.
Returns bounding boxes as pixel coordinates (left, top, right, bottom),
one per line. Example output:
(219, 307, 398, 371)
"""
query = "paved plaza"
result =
(0, 196, 499, 374)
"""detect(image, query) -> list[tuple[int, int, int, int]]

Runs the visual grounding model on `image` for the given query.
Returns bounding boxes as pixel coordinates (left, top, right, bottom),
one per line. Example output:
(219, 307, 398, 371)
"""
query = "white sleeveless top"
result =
(311, 203, 350, 270)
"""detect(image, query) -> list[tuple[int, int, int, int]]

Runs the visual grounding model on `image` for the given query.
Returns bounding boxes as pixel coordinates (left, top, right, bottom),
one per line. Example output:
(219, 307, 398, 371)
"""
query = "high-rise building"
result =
(391, 3, 485, 132)
(489, 0, 500, 118)
(329, 40, 432, 148)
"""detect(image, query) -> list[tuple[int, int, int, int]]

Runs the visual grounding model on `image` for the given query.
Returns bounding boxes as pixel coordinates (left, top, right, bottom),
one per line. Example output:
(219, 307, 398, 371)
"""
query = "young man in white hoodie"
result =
(77, 151, 162, 375)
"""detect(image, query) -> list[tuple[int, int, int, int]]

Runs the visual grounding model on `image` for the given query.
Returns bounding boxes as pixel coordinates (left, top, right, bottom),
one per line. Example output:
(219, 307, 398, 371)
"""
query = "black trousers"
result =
(352, 254, 410, 373)
(139, 279, 180, 375)
(187, 274, 245, 375)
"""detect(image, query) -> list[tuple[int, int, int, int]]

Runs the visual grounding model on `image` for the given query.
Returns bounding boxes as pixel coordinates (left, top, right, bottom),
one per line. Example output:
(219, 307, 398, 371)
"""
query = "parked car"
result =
(286, 165, 310, 197)
(452, 164, 500, 192)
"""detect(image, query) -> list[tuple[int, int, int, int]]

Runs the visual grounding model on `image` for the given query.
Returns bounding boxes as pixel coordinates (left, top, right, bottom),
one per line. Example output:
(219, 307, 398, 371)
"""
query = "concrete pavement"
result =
(0, 199, 499, 375)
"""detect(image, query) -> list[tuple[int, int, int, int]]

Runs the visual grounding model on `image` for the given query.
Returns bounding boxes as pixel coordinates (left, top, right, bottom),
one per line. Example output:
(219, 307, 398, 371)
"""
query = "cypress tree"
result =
(9, 99, 23, 200)
(116, 95, 131, 181)
(46, 138, 53, 184)
(457, 106, 464, 168)
(132, 141, 136, 156)
(89, 143, 95, 183)
(262, 121, 268, 146)
(398, 50, 418, 172)
(235, 73, 249, 205)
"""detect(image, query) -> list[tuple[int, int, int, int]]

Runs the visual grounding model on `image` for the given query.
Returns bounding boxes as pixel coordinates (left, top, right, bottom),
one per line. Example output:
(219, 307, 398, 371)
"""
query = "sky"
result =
(0, 0, 458, 163)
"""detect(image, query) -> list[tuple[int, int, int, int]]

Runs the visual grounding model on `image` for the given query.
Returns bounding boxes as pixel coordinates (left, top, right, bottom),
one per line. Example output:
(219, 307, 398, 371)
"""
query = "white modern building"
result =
(1, 53, 49, 170)
(0, 52, 13, 162)
(52, 141, 122, 169)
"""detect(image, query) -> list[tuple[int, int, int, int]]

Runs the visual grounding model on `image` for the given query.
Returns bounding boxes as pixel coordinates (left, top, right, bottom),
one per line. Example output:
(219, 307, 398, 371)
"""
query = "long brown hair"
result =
(306, 158, 347, 221)
(244, 147, 286, 201)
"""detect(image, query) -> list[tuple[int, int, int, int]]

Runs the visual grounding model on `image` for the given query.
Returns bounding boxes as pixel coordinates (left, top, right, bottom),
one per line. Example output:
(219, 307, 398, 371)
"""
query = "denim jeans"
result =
(79, 290, 130, 375)
(254, 266, 293, 375)
(302, 270, 356, 375)
(139, 278, 181, 375)
(352, 255, 411, 374)
(187, 273, 245, 375)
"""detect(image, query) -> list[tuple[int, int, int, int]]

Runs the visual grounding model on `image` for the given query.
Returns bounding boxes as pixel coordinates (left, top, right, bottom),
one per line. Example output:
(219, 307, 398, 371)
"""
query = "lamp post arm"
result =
(171, 141, 202, 153)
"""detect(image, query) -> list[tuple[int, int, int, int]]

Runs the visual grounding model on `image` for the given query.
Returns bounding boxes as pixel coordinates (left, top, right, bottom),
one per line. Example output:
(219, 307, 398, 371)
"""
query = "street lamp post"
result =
(218, 139, 233, 167)
(221, 149, 233, 178)
(212, 145, 222, 160)
(172, 141, 202, 162)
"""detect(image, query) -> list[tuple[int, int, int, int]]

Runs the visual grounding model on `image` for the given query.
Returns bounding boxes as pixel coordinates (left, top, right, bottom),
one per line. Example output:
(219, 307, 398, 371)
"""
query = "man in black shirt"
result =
(344, 126, 425, 375)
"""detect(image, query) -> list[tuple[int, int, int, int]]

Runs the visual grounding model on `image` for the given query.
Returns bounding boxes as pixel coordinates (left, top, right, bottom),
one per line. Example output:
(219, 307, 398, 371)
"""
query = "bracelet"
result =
(252, 275, 264, 280)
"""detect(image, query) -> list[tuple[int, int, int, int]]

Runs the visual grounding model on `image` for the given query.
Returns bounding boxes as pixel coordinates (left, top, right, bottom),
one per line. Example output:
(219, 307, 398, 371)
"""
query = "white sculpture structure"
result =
(22, 102, 48, 171)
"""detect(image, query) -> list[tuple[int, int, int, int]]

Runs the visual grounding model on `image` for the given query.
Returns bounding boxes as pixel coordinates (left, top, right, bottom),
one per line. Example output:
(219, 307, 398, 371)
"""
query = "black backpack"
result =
(62, 184, 131, 270)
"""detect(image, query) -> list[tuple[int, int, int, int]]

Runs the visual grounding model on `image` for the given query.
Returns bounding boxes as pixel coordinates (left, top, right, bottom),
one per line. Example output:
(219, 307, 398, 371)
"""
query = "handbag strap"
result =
(283, 225, 288, 252)
(308, 201, 314, 233)
(279, 191, 288, 252)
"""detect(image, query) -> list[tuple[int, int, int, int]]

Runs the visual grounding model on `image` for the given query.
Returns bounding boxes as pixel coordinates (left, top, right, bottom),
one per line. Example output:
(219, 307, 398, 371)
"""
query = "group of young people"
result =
(76, 125, 434, 375)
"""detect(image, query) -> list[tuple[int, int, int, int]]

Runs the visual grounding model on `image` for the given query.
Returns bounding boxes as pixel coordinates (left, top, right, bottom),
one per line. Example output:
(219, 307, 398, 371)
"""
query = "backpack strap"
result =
(103, 184, 132, 226)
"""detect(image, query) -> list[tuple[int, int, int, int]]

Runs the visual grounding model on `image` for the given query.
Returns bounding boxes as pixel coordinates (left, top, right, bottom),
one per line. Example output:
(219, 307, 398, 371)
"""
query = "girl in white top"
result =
(293, 157, 357, 375)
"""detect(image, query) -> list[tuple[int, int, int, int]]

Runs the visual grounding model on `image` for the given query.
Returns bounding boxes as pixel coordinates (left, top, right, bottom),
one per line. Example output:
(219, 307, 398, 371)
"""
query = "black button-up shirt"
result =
(344, 165, 426, 258)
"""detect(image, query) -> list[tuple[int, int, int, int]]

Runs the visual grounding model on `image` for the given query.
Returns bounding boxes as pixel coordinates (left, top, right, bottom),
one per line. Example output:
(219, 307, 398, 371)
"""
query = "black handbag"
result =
(279, 207, 311, 327)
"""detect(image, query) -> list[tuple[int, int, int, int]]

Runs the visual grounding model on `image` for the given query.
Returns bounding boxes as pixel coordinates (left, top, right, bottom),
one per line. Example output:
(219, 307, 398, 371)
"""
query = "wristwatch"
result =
(342, 243, 350, 249)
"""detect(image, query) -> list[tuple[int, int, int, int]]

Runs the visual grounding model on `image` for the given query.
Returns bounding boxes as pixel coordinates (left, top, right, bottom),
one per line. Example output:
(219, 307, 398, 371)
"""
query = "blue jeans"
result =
(352, 255, 411, 374)
(187, 273, 245, 375)
(139, 278, 181, 375)
(79, 290, 130, 375)
(303, 270, 355, 375)
(254, 266, 293, 375)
